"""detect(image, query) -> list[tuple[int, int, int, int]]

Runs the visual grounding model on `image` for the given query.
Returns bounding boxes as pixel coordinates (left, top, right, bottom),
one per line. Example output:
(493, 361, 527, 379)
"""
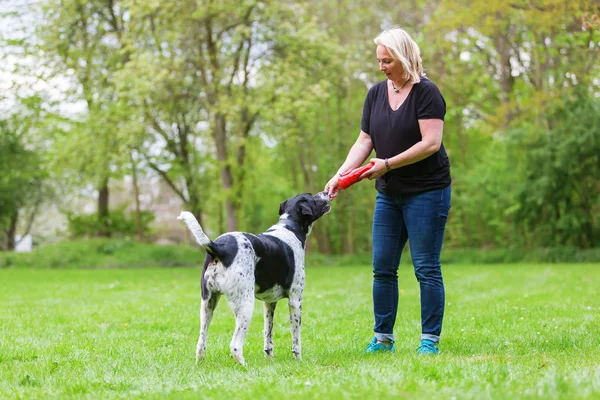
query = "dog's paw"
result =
(195, 347, 206, 362)
(264, 348, 274, 358)
(231, 354, 247, 366)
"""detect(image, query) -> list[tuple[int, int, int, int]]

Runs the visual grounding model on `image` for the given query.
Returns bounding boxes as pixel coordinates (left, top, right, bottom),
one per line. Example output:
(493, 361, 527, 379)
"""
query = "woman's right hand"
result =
(325, 175, 341, 200)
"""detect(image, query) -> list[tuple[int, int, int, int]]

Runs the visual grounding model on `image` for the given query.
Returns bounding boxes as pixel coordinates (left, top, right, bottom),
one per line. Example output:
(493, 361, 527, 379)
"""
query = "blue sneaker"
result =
(364, 337, 395, 353)
(416, 339, 440, 355)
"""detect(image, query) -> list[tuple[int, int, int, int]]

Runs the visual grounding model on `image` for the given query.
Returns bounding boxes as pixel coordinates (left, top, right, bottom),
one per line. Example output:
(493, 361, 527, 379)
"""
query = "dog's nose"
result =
(316, 191, 331, 202)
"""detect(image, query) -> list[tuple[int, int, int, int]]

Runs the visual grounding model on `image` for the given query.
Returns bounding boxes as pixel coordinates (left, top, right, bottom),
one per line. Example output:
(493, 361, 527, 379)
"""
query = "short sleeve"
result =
(360, 87, 374, 134)
(417, 81, 446, 120)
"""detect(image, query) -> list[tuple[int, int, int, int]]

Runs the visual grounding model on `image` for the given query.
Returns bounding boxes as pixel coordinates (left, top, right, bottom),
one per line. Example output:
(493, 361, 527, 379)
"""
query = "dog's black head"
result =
(278, 191, 331, 235)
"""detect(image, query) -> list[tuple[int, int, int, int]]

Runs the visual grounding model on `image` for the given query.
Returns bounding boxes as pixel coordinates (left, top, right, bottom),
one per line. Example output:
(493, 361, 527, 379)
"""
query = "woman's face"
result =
(376, 44, 404, 82)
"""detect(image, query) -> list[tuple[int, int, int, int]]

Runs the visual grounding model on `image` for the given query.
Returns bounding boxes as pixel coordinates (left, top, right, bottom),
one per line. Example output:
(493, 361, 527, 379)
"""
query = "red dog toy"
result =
(338, 162, 375, 190)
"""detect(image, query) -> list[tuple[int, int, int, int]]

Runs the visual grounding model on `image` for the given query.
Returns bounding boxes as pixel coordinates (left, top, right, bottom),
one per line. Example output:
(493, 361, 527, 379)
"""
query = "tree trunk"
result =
(493, 31, 516, 121)
(98, 178, 110, 237)
(213, 113, 238, 232)
(337, 91, 353, 255)
(188, 192, 204, 228)
(130, 150, 143, 241)
(5, 211, 18, 251)
(183, 171, 204, 227)
(345, 202, 354, 254)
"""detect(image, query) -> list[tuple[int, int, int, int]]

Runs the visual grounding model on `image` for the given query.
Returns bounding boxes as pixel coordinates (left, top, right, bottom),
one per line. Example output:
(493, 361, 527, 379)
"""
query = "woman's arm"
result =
(325, 131, 373, 199)
(336, 131, 374, 175)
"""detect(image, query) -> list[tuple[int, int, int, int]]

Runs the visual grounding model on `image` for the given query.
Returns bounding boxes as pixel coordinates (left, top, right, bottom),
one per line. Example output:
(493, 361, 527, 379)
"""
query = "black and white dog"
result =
(177, 192, 331, 366)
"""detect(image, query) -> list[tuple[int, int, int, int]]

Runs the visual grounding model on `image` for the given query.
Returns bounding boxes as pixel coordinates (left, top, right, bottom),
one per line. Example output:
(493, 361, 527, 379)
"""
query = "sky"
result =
(0, 0, 86, 115)
(1, 0, 37, 99)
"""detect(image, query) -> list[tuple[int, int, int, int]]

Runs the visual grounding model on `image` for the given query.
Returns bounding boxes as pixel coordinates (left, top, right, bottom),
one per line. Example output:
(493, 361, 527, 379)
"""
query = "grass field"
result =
(1, 264, 599, 399)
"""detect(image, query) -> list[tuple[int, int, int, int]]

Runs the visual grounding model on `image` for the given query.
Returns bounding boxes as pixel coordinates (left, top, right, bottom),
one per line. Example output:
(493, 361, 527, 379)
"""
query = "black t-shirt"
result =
(361, 77, 451, 195)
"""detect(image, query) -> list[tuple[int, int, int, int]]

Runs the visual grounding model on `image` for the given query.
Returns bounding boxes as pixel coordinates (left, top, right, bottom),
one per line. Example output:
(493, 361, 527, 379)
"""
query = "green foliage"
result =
(447, 137, 520, 248)
(441, 246, 600, 264)
(427, 0, 600, 251)
(66, 208, 155, 239)
(0, 122, 41, 218)
(3, 239, 599, 270)
(512, 92, 600, 248)
(308, 247, 600, 266)
(2, 0, 599, 253)
(0, 239, 200, 269)
(0, 115, 48, 249)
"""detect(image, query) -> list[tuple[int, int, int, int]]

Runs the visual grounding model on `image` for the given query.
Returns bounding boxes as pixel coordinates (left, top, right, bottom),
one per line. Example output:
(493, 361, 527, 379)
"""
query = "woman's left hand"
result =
(360, 158, 390, 180)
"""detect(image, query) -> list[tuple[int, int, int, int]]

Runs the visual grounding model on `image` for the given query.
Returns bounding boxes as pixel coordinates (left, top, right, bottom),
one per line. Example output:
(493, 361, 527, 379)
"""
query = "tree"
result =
(0, 102, 49, 251)
(115, 0, 348, 234)
(426, 0, 600, 247)
(513, 91, 600, 248)
(38, 0, 132, 236)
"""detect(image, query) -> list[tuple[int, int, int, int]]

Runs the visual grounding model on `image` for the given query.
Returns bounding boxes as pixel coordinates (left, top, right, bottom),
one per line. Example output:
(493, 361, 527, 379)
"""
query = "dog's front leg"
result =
(196, 294, 220, 361)
(263, 302, 277, 358)
(288, 296, 302, 359)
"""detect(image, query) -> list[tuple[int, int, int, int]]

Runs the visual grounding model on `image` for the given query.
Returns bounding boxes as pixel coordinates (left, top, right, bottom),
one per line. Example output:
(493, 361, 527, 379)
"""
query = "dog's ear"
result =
(298, 202, 314, 218)
(279, 200, 288, 216)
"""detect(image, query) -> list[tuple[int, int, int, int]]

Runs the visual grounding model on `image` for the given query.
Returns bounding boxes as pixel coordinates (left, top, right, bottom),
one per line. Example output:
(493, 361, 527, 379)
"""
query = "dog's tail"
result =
(177, 211, 216, 256)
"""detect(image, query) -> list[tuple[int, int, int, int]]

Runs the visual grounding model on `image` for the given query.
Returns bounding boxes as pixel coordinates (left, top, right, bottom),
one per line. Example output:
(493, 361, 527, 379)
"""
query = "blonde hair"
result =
(374, 27, 423, 84)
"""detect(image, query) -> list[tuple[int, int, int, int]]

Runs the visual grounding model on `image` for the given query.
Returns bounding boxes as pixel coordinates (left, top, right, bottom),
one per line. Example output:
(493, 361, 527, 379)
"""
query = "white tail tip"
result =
(177, 211, 194, 221)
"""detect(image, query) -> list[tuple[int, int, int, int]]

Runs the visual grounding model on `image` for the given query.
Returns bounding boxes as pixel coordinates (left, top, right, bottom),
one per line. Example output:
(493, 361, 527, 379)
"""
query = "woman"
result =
(325, 27, 451, 355)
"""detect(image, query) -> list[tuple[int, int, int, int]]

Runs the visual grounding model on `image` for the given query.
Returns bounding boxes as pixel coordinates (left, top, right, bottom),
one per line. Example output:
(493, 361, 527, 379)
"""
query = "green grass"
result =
(1, 264, 599, 399)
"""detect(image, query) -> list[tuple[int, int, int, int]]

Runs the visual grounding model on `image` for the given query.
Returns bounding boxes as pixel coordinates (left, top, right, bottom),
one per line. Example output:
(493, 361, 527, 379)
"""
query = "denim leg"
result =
(402, 186, 451, 343)
(372, 192, 407, 342)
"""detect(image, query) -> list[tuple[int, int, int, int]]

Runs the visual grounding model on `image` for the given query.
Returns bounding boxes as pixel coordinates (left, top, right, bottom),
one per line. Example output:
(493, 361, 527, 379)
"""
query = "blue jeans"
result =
(371, 186, 451, 343)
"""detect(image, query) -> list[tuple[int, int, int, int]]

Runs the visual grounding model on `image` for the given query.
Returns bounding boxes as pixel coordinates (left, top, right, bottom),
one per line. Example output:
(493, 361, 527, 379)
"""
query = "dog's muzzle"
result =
(316, 191, 331, 202)
(315, 191, 332, 214)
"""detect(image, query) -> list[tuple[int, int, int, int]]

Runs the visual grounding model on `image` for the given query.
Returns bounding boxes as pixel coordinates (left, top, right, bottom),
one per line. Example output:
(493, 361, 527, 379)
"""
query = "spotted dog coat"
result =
(178, 192, 331, 366)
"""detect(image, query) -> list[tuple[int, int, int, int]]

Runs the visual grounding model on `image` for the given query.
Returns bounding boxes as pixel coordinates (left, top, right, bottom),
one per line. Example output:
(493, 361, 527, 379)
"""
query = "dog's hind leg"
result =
(196, 293, 220, 362)
(263, 302, 277, 358)
(227, 290, 255, 366)
(288, 296, 302, 360)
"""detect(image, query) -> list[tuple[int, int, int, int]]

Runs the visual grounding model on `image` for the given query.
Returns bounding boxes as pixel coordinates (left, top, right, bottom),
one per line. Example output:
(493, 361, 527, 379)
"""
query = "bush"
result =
(307, 247, 600, 267)
(1, 240, 599, 270)
(0, 239, 202, 269)
(67, 208, 155, 238)
(442, 247, 600, 264)
(574, 248, 600, 263)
